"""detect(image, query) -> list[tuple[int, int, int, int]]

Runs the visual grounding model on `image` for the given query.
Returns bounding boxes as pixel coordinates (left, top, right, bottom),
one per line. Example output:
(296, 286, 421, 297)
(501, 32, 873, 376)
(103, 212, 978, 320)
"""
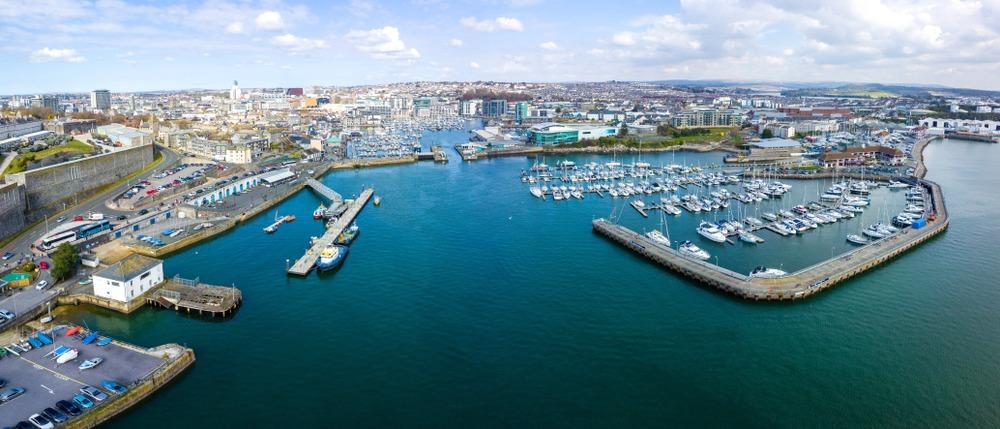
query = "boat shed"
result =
(93, 254, 164, 302)
(747, 138, 802, 157)
(261, 169, 295, 186)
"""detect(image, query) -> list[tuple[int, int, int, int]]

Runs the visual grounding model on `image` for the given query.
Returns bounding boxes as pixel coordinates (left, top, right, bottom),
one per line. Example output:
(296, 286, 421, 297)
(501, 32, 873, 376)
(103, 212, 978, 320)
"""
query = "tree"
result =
(761, 128, 774, 139)
(50, 242, 80, 282)
(618, 123, 629, 137)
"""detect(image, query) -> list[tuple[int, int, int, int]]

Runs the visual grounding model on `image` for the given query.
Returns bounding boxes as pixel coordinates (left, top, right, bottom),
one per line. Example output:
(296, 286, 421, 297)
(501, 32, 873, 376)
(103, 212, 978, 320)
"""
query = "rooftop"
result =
(750, 138, 801, 148)
(94, 253, 162, 282)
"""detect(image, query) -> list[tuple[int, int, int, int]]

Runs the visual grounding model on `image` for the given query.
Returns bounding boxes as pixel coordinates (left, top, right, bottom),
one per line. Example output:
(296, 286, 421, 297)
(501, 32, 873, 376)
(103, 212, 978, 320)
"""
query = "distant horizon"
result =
(3, 78, 998, 98)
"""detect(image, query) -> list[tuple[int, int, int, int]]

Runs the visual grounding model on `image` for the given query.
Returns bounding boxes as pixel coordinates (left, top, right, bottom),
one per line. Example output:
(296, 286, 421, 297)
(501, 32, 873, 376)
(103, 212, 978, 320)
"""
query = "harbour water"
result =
(61, 137, 998, 427)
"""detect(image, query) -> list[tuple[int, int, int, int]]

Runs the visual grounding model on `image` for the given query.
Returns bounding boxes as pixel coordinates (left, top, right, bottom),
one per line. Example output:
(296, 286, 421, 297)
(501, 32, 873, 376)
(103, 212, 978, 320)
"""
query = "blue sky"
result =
(2, 0, 999, 93)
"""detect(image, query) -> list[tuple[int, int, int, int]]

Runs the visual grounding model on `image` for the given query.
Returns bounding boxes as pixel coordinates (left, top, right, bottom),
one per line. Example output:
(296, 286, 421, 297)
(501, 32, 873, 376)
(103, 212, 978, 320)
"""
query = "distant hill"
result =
(652, 80, 1000, 98)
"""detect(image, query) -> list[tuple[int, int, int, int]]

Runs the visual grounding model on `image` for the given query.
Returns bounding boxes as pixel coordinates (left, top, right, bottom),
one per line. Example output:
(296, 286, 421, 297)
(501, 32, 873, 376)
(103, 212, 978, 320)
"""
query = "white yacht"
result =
(749, 266, 787, 278)
(697, 221, 728, 243)
(529, 187, 544, 199)
(645, 230, 671, 248)
(846, 234, 869, 245)
(679, 241, 711, 260)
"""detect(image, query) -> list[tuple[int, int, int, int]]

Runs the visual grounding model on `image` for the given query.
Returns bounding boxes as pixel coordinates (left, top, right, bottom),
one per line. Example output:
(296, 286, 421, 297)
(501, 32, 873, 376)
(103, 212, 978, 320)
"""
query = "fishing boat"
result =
(374, 196, 382, 206)
(56, 348, 79, 365)
(697, 221, 728, 243)
(313, 204, 326, 220)
(846, 234, 869, 245)
(335, 224, 360, 245)
(679, 241, 711, 260)
(82, 332, 99, 345)
(749, 266, 787, 279)
(64, 326, 81, 337)
(96, 337, 112, 346)
(315, 245, 349, 271)
(79, 357, 104, 371)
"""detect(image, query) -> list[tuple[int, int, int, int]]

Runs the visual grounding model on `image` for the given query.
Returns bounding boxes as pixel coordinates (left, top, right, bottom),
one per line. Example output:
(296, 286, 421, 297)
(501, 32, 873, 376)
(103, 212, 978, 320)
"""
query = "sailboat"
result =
(645, 211, 671, 248)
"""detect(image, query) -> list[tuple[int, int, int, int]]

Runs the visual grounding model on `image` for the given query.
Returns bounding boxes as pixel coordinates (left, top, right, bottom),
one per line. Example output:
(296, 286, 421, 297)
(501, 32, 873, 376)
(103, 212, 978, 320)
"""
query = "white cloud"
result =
(30, 47, 85, 63)
(450, 38, 463, 47)
(271, 33, 327, 51)
(539, 41, 558, 50)
(345, 26, 421, 60)
(255, 11, 284, 30)
(612, 32, 636, 46)
(469, 61, 480, 69)
(460, 16, 523, 32)
(225, 22, 245, 34)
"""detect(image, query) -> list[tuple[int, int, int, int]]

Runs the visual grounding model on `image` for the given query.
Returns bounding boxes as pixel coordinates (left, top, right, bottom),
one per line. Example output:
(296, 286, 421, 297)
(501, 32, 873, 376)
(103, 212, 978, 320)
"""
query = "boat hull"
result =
(316, 246, 349, 272)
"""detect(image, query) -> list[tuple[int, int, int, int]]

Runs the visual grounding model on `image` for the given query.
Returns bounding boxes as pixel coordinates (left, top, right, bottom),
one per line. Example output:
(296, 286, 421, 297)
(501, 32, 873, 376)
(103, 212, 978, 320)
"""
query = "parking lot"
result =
(0, 328, 165, 425)
(112, 163, 213, 210)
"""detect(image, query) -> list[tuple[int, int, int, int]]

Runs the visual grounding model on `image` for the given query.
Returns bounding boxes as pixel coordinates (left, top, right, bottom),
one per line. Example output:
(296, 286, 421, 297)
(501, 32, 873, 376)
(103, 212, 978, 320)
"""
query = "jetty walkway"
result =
(288, 187, 374, 275)
(593, 179, 949, 300)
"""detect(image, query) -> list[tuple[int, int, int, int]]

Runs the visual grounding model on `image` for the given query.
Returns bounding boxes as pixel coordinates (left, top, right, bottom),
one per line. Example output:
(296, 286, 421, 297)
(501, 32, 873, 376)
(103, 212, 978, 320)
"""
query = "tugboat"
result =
(315, 245, 348, 271)
(313, 204, 326, 220)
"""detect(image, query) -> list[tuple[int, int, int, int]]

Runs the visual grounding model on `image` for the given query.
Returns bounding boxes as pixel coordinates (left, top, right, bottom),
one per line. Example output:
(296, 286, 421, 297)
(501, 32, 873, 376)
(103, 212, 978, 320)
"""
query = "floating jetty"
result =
(593, 179, 949, 300)
(288, 188, 374, 275)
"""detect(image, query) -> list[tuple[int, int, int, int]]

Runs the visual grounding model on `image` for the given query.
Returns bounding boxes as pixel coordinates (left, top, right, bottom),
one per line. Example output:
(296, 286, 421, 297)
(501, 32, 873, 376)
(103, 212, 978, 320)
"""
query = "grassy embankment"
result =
(3, 140, 94, 175)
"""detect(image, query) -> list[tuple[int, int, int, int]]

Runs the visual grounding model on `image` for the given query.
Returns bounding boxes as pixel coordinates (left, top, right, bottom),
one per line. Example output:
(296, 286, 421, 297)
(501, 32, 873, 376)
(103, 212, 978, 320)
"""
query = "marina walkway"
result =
(305, 178, 344, 204)
(593, 179, 949, 300)
(288, 187, 374, 275)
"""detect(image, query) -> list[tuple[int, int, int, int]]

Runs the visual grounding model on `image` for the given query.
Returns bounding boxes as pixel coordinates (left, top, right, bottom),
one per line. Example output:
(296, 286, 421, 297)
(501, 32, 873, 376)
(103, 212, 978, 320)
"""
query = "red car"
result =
(39, 261, 49, 269)
(73, 215, 84, 221)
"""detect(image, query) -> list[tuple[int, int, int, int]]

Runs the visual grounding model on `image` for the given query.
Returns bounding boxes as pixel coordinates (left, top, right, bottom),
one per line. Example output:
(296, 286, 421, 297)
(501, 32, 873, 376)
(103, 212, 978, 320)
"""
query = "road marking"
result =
(18, 356, 87, 386)
(40, 384, 53, 394)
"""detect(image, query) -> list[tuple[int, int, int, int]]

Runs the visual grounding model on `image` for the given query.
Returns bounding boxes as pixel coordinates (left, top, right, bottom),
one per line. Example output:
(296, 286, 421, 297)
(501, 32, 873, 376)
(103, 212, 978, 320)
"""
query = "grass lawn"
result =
(30, 140, 92, 159)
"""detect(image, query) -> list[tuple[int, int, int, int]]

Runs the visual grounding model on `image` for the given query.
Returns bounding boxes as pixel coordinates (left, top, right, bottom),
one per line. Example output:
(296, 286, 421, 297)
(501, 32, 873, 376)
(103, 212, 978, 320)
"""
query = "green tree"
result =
(50, 242, 80, 282)
(18, 261, 36, 273)
(761, 128, 774, 139)
(618, 123, 629, 137)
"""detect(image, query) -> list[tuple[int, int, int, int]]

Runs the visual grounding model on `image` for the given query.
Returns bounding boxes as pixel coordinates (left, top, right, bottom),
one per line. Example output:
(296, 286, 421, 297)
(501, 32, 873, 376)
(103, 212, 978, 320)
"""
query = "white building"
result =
(92, 254, 164, 302)
(225, 144, 253, 164)
(96, 123, 152, 147)
(230, 80, 242, 101)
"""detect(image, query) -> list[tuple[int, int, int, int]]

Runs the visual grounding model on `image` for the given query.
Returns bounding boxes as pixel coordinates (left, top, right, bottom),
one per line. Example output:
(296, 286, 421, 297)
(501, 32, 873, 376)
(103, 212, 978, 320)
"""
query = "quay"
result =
(146, 275, 242, 317)
(288, 187, 374, 275)
(593, 179, 949, 300)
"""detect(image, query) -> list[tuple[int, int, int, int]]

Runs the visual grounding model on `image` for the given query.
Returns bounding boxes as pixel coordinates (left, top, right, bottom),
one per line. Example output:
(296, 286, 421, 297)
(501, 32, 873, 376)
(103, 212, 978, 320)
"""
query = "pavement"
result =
(0, 328, 165, 426)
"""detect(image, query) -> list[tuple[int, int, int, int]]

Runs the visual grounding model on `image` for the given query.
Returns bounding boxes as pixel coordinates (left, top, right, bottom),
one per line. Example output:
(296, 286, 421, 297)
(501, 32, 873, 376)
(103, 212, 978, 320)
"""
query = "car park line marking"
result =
(40, 384, 53, 394)
(17, 357, 87, 386)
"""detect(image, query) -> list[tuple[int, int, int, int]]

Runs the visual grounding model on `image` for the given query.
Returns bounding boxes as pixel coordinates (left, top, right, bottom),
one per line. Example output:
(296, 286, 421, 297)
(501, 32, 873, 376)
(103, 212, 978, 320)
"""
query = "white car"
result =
(35, 280, 49, 290)
(28, 413, 55, 429)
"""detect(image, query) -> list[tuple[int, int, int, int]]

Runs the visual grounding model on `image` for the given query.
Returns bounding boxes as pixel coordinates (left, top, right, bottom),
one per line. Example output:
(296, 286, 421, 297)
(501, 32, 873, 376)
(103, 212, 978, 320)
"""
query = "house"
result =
(92, 254, 164, 302)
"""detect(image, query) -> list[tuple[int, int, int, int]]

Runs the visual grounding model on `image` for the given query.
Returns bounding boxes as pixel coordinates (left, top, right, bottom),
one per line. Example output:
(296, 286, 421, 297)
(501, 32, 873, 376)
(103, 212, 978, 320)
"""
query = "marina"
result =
(287, 187, 374, 275)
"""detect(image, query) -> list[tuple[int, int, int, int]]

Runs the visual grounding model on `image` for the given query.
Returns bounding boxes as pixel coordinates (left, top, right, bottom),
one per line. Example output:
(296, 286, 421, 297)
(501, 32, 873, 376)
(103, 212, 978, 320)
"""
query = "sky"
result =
(2, 0, 1000, 94)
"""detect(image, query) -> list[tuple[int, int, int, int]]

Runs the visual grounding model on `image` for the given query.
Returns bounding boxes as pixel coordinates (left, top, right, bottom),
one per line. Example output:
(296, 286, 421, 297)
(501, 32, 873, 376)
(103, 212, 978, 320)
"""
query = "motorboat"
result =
(56, 348, 79, 365)
(374, 196, 382, 206)
(887, 180, 910, 189)
(697, 221, 728, 243)
(749, 266, 786, 278)
(679, 241, 711, 260)
(892, 215, 913, 227)
(739, 231, 764, 244)
(335, 224, 360, 245)
(645, 230, 671, 248)
(846, 234, 869, 245)
(761, 212, 778, 222)
(529, 187, 544, 199)
(862, 225, 886, 239)
(313, 204, 326, 220)
(315, 245, 348, 271)
(79, 357, 104, 371)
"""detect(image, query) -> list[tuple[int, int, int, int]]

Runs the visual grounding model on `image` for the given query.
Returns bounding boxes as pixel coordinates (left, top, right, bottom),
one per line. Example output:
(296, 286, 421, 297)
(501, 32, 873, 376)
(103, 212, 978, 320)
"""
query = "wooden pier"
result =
(287, 187, 374, 275)
(593, 179, 949, 300)
(146, 276, 242, 317)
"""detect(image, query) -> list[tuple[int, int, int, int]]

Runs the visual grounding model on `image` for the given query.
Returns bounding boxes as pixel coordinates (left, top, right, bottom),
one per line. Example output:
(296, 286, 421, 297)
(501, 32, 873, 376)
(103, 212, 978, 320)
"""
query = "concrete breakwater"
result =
(593, 179, 949, 301)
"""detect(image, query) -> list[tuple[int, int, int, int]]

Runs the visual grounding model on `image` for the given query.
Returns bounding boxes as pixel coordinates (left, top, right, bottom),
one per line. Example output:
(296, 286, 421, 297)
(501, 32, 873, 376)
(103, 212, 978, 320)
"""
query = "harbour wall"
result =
(0, 182, 26, 243)
(6, 144, 154, 212)
(331, 155, 417, 170)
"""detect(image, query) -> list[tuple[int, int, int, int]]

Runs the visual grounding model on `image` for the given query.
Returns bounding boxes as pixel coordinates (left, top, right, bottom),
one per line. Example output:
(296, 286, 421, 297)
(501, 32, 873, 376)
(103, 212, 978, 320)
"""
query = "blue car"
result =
(74, 393, 96, 408)
(42, 407, 68, 423)
(1, 252, 13, 261)
(101, 380, 127, 395)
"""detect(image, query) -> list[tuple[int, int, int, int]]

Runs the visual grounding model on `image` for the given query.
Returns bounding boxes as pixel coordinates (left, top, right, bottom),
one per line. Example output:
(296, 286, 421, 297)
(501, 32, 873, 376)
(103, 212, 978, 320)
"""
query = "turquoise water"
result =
(63, 137, 997, 427)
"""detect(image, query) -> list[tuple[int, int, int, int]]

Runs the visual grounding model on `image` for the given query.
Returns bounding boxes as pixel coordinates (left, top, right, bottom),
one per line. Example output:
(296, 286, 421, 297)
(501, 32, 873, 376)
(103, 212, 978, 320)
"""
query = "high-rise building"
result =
(230, 80, 242, 101)
(484, 99, 508, 117)
(515, 102, 529, 123)
(91, 89, 111, 110)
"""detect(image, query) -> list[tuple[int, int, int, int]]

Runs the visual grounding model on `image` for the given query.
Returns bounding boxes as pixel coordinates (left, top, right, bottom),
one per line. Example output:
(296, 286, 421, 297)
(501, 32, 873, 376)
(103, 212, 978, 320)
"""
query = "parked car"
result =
(28, 413, 55, 429)
(101, 380, 127, 395)
(14, 421, 33, 429)
(0, 379, 6, 388)
(55, 400, 82, 417)
(55, 216, 67, 223)
(79, 386, 107, 402)
(1, 252, 12, 260)
(38, 261, 49, 270)
(138, 209, 149, 215)
(72, 215, 84, 221)
(0, 309, 16, 320)
(73, 393, 95, 408)
(35, 280, 49, 290)
(116, 215, 128, 221)
(42, 407, 68, 424)
(0, 386, 26, 402)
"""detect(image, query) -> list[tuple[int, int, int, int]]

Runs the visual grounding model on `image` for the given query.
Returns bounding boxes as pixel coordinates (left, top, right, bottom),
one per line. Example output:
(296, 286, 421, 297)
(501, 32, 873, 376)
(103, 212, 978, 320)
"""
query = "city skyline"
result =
(3, 0, 1000, 93)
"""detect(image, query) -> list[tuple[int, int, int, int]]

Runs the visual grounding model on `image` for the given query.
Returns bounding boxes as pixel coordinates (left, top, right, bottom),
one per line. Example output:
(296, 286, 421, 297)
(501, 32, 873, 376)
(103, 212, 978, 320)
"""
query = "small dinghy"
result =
(79, 357, 104, 371)
(96, 337, 113, 346)
(65, 326, 82, 337)
(37, 332, 53, 345)
(82, 332, 99, 345)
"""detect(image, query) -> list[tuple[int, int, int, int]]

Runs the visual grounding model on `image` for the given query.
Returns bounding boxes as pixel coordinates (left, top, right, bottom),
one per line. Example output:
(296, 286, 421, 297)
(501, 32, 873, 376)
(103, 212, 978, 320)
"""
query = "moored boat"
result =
(749, 266, 787, 279)
(315, 245, 349, 271)
(313, 204, 326, 220)
(846, 234, 869, 245)
(335, 224, 360, 245)
(645, 230, 670, 248)
(697, 221, 728, 243)
(679, 241, 711, 260)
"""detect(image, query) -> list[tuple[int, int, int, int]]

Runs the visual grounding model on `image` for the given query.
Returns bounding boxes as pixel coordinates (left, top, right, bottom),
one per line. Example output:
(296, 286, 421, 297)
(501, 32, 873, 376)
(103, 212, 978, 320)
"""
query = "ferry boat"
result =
(335, 224, 359, 245)
(316, 245, 349, 271)
(313, 204, 326, 220)
(679, 241, 710, 260)
(749, 266, 786, 279)
(697, 221, 728, 243)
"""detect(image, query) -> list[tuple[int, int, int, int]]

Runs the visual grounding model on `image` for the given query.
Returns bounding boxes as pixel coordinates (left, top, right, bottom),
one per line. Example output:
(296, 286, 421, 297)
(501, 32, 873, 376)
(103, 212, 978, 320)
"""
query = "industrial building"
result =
(527, 122, 617, 145)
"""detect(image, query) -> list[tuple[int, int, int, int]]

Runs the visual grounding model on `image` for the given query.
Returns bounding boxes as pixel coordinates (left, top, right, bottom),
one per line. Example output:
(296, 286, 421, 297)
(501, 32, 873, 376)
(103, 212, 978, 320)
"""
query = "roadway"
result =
(0, 145, 180, 323)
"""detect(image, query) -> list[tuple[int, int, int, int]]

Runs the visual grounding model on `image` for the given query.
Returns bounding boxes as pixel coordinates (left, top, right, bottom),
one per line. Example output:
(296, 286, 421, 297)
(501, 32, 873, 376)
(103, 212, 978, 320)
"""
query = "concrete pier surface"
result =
(288, 187, 374, 275)
(593, 179, 949, 300)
